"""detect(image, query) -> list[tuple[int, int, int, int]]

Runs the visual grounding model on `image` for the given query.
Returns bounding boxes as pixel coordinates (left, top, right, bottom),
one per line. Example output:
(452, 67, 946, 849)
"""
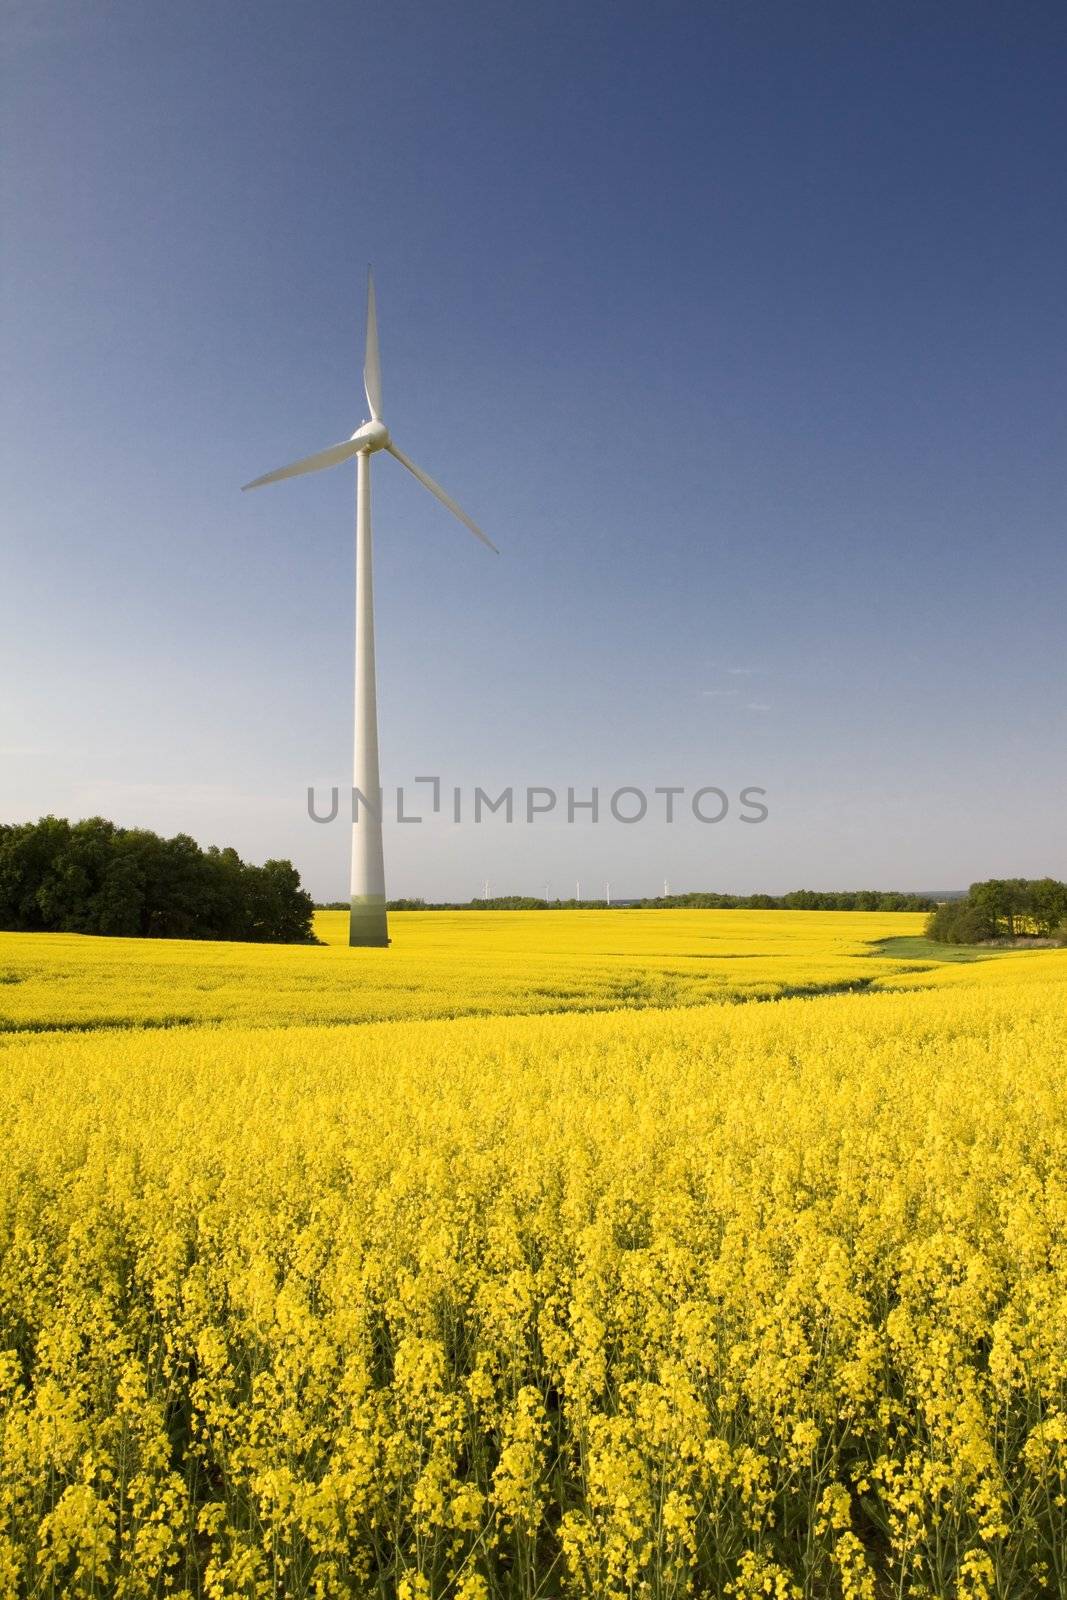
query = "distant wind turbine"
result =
(243, 272, 498, 947)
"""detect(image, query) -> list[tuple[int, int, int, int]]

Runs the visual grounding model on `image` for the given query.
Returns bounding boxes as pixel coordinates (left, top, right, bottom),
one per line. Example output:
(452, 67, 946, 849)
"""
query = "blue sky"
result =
(2, 1, 1064, 901)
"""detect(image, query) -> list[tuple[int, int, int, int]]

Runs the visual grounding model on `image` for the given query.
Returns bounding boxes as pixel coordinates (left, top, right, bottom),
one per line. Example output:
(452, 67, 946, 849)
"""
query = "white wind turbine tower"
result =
(243, 272, 498, 947)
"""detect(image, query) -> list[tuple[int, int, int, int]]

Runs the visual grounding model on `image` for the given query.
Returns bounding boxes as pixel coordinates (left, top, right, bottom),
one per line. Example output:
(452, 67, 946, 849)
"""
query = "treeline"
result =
(0, 817, 316, 943)
(630, 889, 936, 911)
(318, 897, 558, 911)
(927, 878, 1067, 945)
(318, 890, 937, 912)
(392, 896, 553, 911)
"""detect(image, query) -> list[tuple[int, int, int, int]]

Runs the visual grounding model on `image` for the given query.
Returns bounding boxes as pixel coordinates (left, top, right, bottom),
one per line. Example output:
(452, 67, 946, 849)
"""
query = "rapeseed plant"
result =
(0, 916, 1064, 1596)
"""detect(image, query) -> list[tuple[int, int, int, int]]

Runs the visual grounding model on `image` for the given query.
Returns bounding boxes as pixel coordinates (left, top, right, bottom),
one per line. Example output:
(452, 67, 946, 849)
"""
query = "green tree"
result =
(1029, 877, 1067, 937)
(0, 818, 316, 943)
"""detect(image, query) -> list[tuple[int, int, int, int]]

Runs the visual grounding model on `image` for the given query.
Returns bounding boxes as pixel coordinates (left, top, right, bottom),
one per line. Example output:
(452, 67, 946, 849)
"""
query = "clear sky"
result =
(2, 1, 1064, 901)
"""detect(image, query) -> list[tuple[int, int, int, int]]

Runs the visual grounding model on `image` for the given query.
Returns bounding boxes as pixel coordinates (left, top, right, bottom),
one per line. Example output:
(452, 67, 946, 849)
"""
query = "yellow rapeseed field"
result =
(1, 913, 1065, 1598)
(0, 910, 931, 1033)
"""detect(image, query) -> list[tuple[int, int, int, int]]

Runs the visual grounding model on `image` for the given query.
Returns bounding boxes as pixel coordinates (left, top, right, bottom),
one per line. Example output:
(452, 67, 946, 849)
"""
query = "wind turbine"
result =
(243, 272, 498, 947)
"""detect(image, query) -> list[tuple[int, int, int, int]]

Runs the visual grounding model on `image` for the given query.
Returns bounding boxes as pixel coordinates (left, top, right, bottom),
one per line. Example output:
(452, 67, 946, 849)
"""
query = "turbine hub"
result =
(351, 419, 390, 453)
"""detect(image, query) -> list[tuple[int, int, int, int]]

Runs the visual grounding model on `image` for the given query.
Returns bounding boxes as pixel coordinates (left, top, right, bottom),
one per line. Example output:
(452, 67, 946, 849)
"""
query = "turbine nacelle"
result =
(351, 419, 390, 453)
(241, 267, 498, 555)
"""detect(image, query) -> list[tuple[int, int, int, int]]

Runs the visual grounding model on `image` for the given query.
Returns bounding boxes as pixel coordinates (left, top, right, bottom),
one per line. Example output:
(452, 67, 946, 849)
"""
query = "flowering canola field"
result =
(0, 910, 930, 1033)
(1, 913, 1065, 1598)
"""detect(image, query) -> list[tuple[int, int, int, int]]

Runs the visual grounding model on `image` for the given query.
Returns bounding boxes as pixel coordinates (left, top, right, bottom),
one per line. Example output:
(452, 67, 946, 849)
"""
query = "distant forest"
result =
(927, 878, 1067, 944)
(318, 890, 939, 912)
(0, 817, 316, 943)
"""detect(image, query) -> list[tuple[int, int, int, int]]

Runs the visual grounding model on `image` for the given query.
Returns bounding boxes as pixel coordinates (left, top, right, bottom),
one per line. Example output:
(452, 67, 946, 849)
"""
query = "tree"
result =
(927, 879, 1067, 945)
(1029, 878, 1067, 937)
(0, 818, 316, 944)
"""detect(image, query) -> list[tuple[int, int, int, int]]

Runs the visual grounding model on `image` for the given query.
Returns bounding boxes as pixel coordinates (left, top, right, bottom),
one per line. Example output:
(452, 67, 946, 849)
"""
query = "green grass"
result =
(869, 935, 1015, 964)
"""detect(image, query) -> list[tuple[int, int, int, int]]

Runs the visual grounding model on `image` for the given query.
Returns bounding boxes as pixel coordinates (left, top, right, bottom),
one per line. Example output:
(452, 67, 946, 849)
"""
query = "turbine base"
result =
(349, 894, 390, 948)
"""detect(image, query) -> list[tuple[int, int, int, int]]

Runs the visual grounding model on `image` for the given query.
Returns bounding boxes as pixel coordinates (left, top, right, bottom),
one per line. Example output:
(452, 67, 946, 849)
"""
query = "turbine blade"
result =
(387, 444, 499, 552)
(364, 269, 382, 421)
(241, 437, 360, 491)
